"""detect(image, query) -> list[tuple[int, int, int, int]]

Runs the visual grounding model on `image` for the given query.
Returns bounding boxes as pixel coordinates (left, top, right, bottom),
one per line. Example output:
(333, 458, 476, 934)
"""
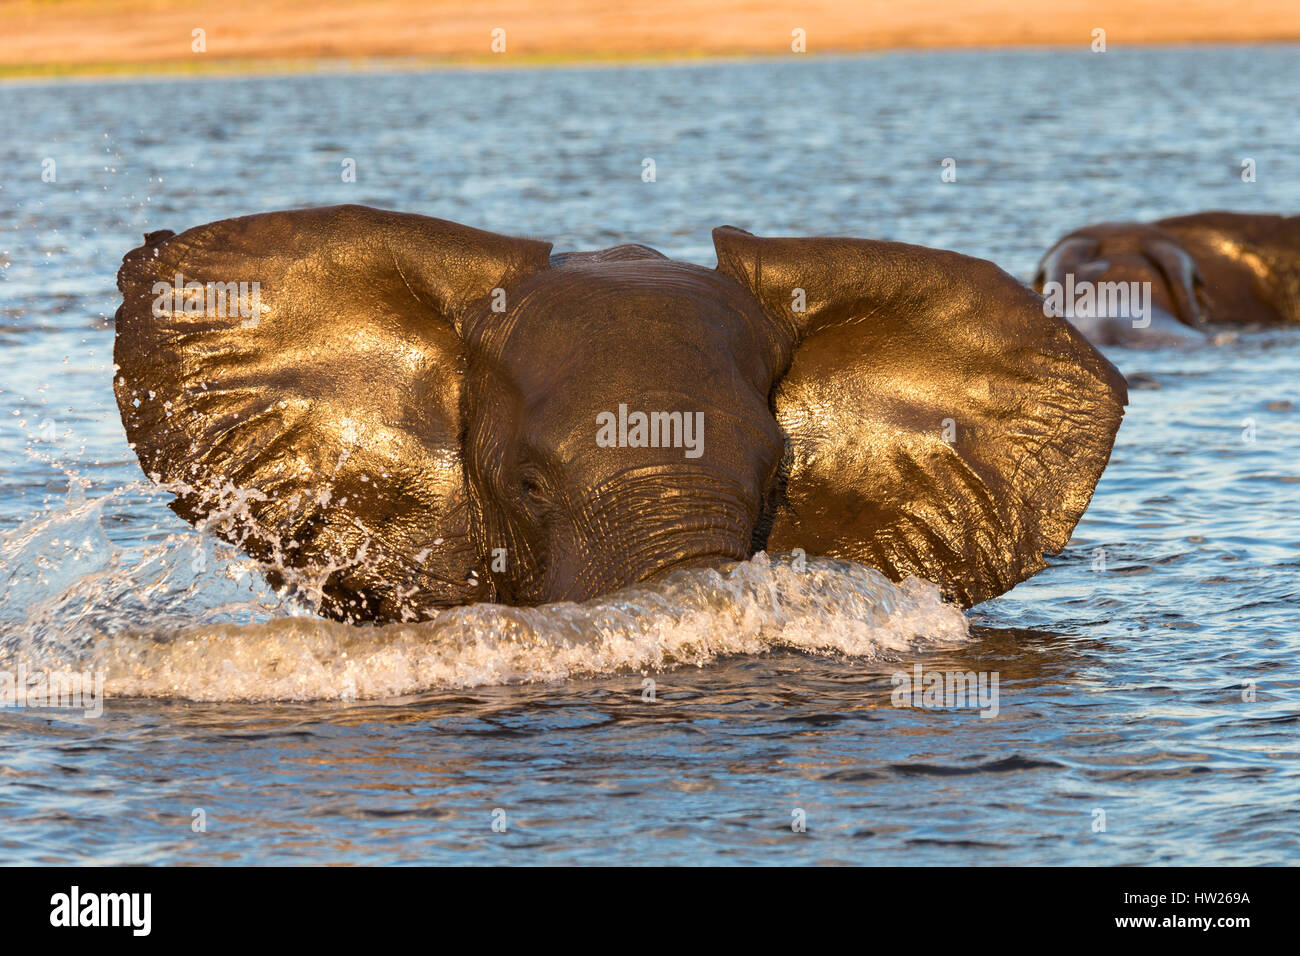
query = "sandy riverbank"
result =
(2, 0, 1298, 78)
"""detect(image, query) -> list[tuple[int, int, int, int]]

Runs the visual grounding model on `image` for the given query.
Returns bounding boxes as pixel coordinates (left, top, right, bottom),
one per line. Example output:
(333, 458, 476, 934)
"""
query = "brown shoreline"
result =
(2, 0, 1298, 78)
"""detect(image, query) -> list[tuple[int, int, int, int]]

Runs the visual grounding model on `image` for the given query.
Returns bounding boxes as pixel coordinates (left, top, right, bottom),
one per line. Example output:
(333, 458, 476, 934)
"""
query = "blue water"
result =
(1, 46, 1298, 865)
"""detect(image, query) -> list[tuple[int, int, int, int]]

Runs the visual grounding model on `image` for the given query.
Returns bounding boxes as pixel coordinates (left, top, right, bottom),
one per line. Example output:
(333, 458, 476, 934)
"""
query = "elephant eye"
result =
(519, 468, 551, 510)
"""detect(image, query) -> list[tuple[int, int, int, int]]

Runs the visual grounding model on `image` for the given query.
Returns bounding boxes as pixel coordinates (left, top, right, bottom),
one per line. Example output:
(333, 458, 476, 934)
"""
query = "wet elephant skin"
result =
(114, 205, 1127, 622)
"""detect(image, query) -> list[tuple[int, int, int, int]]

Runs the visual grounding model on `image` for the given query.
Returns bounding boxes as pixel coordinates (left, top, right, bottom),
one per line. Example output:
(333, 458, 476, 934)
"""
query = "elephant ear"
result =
(714, 226, 1128, 607)
(114, 205, 552, 622)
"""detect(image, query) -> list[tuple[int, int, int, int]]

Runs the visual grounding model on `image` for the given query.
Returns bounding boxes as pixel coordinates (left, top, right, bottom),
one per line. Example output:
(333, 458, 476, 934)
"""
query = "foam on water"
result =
(0, 483, 969, 702)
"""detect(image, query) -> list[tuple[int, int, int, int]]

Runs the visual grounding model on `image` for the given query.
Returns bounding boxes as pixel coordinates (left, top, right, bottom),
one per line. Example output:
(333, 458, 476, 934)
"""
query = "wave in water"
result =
(0, 483, 968, 701)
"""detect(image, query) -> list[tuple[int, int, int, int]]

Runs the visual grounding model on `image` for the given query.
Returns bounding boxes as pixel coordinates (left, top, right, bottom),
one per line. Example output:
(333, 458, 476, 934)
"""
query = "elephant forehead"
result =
(1068, 224, 1168, 253)
(484, 261, 761, 370)
(519, 260, 746, 324)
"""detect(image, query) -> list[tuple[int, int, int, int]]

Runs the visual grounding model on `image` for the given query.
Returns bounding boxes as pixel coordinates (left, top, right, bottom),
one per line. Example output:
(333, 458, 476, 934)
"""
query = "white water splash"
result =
(0, 483, 968, 702)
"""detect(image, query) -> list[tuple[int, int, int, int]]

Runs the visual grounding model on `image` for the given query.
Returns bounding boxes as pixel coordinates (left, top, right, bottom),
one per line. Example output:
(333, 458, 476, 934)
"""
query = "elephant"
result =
(1034, 211, 1300, 346)
(112, 205, 1127, 624)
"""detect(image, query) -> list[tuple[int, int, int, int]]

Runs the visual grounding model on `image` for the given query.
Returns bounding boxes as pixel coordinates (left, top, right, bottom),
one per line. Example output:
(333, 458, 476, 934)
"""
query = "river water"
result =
(0, 46, 1297, 864)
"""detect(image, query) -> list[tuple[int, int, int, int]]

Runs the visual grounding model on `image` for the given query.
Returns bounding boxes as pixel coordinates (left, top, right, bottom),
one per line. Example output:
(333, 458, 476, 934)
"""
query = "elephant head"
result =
(114, 205, 1127, 623)
(1034, 223, 1209, 346)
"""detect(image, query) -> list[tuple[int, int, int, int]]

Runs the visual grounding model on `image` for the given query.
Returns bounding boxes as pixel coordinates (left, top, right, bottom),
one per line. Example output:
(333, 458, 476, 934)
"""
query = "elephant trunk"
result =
(546, 470, 760, 604)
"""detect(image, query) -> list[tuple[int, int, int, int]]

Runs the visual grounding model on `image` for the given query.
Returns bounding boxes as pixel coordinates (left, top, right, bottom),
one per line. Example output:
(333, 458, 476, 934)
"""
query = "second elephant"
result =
(1035, 211, 1300, 346)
